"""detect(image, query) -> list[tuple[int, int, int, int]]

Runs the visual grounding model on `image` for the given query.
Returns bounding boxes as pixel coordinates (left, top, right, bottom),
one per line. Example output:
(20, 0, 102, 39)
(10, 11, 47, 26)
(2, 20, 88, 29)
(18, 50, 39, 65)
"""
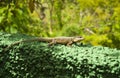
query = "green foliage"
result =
(61, 24, 83, 36)
(0, 33, 120, 78)
(0, 0, 120, 49)
(0, 1, 30, 33)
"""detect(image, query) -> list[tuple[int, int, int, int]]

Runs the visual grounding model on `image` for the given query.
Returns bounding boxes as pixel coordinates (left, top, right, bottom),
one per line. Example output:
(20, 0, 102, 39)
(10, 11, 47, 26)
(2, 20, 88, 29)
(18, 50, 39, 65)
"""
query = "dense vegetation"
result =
(0, 32, 120, 78)
(0, 0, 120, 49)
(1, 1, 120, 77)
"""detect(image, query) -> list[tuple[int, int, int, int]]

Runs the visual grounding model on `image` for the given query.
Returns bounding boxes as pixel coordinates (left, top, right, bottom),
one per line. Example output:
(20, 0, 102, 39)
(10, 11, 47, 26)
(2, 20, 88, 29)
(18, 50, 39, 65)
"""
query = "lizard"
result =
(3, 36, 84, 51)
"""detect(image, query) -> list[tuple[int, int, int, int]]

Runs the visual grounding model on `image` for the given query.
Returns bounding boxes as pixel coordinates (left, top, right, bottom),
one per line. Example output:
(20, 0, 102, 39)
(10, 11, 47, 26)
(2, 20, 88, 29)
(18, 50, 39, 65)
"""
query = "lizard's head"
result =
(73, 36, 84, 42)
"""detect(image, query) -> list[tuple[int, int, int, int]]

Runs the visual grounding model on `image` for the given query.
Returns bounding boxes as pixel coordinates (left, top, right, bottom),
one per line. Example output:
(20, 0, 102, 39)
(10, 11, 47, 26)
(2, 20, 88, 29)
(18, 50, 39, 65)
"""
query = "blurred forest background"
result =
(0, 0, 120, 49)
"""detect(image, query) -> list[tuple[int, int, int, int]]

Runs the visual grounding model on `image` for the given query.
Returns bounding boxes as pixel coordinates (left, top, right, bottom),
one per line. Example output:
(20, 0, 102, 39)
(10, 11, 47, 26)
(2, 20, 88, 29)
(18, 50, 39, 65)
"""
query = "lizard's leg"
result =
(48, 39, 56, 46)
(67, 41, 73, 46)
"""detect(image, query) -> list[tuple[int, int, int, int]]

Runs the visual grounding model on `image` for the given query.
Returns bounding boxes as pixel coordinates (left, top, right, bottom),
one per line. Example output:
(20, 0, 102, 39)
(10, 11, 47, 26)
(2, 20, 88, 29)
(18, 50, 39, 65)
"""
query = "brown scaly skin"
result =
(4, 36, 84, 51)
(47, 36, 84, 46)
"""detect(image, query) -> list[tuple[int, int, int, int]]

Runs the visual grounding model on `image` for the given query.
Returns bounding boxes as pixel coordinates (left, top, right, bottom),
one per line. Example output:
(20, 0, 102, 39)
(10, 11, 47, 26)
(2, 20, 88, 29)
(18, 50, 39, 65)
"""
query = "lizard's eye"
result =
(78, 36, 82, 38)
(75, 36, 82, 38)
